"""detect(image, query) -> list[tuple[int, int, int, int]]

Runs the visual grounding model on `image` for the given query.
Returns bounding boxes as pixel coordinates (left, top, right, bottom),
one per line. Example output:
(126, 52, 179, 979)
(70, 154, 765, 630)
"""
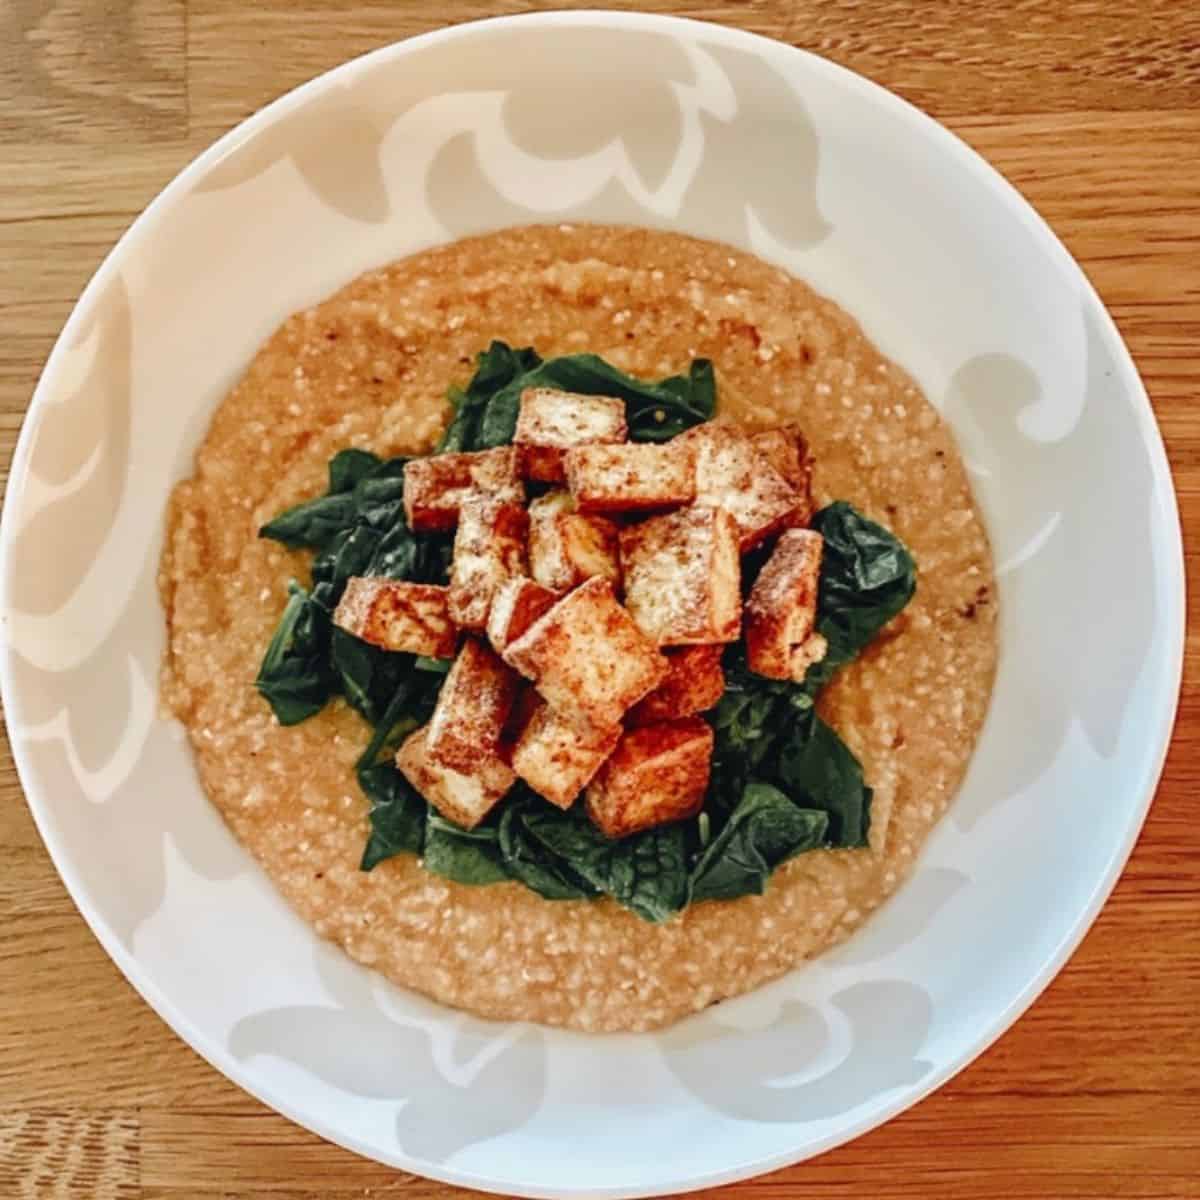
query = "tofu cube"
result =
(745, 529, 829, 680)
(620, 506, 741, 645)
(448, 496, 529, 630)
(564, 441, 695, 514)
(627, 644, 725, 724)
(486, 577, 559, 653)
(678, 422, 799, 550)
(332, 578, 457, 659)
(529, 491, 621, 593)
(514, 388, 628, 482)
(396, 726, 514, 831)
(511, 700, 622, 809)
(585, 718, 713, 838)
(502, 577, 669, 731)
(426, 638, 520, 773)
(751, 425, 814, 528)
(402, 447, 523, 531)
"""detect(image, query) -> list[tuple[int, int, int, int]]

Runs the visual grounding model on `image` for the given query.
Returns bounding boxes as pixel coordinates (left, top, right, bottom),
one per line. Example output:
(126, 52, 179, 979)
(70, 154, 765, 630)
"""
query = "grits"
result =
(159, 225, 996, 1032)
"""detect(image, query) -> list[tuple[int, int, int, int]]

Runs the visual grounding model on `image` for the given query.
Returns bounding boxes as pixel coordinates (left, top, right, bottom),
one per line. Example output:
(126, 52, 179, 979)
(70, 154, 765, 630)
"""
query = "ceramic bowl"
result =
(0, 11, 1184, 1198)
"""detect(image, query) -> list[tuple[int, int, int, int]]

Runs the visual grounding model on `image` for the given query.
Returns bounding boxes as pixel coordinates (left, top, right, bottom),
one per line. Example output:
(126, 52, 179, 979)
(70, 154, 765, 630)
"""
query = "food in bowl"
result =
(159, 224, 996, 1031)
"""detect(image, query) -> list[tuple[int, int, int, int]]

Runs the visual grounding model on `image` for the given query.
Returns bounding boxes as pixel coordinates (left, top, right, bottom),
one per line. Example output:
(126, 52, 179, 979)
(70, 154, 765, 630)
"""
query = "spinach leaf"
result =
(329, 448, 384, 493)
(254, 581, 337, 725)
(518, 803, 689, 923)
(778, 716, 872, 847)
(423, 814, 510, 886)
(258, 492, 359, 550)
(359, 763, 426, 871)
(330, 627, 414, 726)
(353, 458, 408, 528)
(310, 523, 383, 609)
(437, 342, 544, 452)
(439, 340, 716, 451)
(689, 782, 828, 902)
(497, 792, 600, 901)
(801, 501, 917, 693)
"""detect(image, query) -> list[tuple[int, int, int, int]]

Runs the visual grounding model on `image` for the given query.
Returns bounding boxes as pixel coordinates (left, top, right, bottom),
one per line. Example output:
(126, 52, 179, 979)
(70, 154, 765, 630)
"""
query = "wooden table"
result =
(2, 2, 1197, 1196)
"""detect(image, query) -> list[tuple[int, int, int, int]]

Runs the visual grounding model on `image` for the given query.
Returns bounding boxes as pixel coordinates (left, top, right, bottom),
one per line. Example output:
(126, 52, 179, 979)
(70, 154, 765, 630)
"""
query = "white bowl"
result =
(0, 11, 1183, 1198)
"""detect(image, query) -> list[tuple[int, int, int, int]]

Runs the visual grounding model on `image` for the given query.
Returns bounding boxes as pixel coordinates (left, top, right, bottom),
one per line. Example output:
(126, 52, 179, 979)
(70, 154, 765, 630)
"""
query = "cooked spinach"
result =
(777, 716, 872, 847)
(497, 792, 600, 901)
(705, 502, 915, 854)
(359, 763, 426, 871)
(801, 501, 917, 692)
(439, 340, 716, 452)
(253, 344, 916, 921)
(516, 802, 690, 923)
(253, 581, 337, 725)
(689, 783, 828, 902)
(423, 814, 510, 886)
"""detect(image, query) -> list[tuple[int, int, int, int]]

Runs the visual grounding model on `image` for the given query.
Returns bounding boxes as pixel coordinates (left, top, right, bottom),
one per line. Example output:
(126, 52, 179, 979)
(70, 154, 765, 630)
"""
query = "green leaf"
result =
(497, 792, 600, 901)
(518, 803, 689, 923)
(254, 581, 336, 725)
(328, 448, 383, 493)
(358, 763, 426, 871)
(438, 340, 716, 452)
(801, 501, 917, 692)
(778, 716, 872, 848)
(437, 342, 543, 452)
(423, 813, 510, 886)
(329, 628, 413, 726)
(689, 783, 828, 902)
(353, 458, 408, 528)
(258, 492, 359, 550)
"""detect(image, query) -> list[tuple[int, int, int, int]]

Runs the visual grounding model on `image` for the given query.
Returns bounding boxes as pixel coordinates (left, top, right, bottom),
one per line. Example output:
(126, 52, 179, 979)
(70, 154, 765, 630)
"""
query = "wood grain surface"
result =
(1, 2, 1198, 1197)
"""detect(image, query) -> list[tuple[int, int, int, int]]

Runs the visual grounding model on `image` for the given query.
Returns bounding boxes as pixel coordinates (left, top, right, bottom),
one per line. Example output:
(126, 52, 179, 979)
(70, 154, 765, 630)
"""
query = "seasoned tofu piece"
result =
(627, 644, 725, 724)
(503, 577, 669, 731)
(514, 388, 628, 482)
(426, 638, 520, 773)
(751, 425, 814, 528)
(402, 447, 523, 531)
(564, 441, 695, 514)
(620, 506, 741, 645)
(448, 496, 529, 630)
(511, 699, 622, 809)
(745, 529, 829, 680)
(585, 719, 713, 838)
(529, 491, 621, 592)
(396, 726, 514, 831)
(678, 422, 799, 550)
(332, 578, 457, 659)
(486, 577, 559, 653)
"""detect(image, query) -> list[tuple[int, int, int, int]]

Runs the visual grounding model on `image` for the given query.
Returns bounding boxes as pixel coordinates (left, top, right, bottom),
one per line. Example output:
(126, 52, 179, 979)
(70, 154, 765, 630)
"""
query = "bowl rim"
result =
(0, 9, 1186, 1197)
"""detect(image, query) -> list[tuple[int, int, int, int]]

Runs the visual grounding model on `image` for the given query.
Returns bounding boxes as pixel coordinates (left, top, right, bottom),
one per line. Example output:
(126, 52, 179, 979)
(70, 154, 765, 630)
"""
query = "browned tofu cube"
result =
(514, 388, 628, 482)
(448, 496, 529, 631)
(426, 638, 519, 773)
(585, 718, 713, 838)
(396, 726, 514, 831)
(748, 429, 816, 528)
(511, 699, 622, 809)
(332, 578, 457, 659)
(627, 644, 725, 725)
(564, 441, 695, 514)
(620, 506, 741, 645)
(402, 447, 523, 531)
(751, 425, 814, 528)
(678, 422, 799, 550)
(745, 529, 829, 680)
(529, 491, 621, 593)
(486, 577, 559, 653)
(503, 577, 669, 731)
